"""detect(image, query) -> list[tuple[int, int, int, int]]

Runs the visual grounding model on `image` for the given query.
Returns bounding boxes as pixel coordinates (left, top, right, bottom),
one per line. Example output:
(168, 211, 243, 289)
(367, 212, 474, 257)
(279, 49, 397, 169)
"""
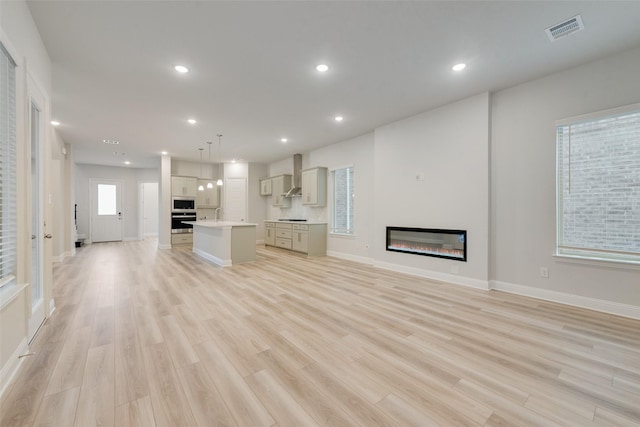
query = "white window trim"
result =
(555, 102, 640, 265)
(329, 164, 355, 237)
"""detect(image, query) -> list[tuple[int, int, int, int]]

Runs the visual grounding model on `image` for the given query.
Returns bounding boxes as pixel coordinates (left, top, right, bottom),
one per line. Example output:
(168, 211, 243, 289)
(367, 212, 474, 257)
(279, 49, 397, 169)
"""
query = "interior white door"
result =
(91, 179, 123, 242)
(28, 90, 45, 341)
(142, 182, 159, 237)
(224, 177, 247, 222)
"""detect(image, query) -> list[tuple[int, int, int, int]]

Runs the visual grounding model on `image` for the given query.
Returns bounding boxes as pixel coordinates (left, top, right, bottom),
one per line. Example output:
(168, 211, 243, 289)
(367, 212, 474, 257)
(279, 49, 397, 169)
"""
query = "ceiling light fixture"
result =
(334, 116, 344, 122)
(124, 161, 131, 165)
(161, 151, 168, 155)
(281, 138, 288, 143)
(198, 148, 205, 191)
(216, 134, 224, 186)
(174, 65, 189, 73)
(50, 120, 60, 126)
(316, 64, 329, 72)
(188, 118, 197, 124)
(206, 141, 214, 189)
(452, 63, 466, 71)
(103, 139, 120, 145)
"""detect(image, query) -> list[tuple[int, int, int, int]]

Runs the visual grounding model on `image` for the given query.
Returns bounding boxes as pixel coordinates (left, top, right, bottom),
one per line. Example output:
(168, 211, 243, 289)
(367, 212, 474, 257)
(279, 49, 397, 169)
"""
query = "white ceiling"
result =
(27, 1, 640, 168)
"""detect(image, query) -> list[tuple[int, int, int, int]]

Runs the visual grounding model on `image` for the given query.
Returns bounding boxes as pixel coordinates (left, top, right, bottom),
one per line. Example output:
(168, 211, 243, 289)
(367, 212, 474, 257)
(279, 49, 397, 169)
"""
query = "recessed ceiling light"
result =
(334, 116, 344, 122)
(174, 65, 189, 73)
(187, 118, 197, 124)
(280, 138, 288, 143)
(231, 159, 237, 163)
(452, 63, 466, 71)
(103, 139, 120, 145)
(50, 120, 60, 126)
(161, 151, 168, 155)
(316, 64, 329, 72)
(124, 161, 131, 165)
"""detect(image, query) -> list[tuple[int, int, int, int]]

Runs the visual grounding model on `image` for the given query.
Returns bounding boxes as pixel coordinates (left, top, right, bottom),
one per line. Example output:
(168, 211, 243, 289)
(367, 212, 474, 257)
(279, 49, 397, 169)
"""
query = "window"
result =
(556, 104, 640, 264)
(331, 166, 354, 235)
(0, 42, 17, 289)
(97, 184, 117, 215)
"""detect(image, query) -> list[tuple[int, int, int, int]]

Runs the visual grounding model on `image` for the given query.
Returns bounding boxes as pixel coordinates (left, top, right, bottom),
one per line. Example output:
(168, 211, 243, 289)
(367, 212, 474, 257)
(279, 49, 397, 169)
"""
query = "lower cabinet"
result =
(264, 222, 276, 246)
(171, 234, 193, 246)
(264, 221, 326, 256)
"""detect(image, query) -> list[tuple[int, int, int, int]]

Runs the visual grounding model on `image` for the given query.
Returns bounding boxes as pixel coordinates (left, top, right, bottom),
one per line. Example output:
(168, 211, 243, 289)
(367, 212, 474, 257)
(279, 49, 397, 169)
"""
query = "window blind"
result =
(331, 166, 354, 235)
(556, 104, 640, 264)
(0, 42, 17, 288)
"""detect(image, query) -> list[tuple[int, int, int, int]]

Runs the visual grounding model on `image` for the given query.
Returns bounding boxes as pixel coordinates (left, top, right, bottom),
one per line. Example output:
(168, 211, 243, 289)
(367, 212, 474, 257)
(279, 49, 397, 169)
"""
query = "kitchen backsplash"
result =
(278, 196, 328, 222)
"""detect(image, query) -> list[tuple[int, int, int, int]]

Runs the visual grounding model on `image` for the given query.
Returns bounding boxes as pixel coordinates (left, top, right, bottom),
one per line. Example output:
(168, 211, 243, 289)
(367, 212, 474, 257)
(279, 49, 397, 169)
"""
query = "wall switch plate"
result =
(540, 267, 549, 278)
(416, 173, 425, 181)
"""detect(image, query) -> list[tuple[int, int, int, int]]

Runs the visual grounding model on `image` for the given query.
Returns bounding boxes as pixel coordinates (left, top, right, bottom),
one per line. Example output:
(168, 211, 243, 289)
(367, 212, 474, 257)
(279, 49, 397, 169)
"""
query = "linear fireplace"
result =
(386, 227, 467, 261)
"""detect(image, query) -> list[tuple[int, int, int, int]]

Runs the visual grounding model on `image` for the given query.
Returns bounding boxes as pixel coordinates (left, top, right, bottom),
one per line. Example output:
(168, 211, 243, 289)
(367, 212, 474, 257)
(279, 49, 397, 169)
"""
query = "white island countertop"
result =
(183, 220, 258, 227)
(183, 221, 257, 267)
(264, 220, 327, 225)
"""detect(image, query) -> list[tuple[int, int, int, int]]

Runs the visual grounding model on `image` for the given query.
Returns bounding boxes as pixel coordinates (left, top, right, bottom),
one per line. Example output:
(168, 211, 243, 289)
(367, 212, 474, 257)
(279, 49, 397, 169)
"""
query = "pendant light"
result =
(206, 141, 214, 188)
(216, 134, 224, 186)
(197, 148, 204, 191)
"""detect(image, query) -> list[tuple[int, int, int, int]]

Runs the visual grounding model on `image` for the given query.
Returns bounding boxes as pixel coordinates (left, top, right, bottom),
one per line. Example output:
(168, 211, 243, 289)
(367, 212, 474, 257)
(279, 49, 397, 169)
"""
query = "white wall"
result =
(74, 164, 159, 242)
(0, 0, 55, 396)
(374, 93, 490, 288)
(307, 133, 375, 262)
(491, 46, 640, 310)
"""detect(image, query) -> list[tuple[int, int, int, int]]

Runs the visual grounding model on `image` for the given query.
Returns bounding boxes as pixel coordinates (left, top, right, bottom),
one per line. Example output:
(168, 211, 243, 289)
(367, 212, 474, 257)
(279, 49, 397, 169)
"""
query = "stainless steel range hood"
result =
(284, 153, 302, 197)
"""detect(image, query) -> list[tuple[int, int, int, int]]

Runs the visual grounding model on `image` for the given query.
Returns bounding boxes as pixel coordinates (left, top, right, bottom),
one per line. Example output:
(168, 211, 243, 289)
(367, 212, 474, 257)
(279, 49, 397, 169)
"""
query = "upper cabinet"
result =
(196, 179, 219, 208)
(301, 167, 327, 207)
(260, 178, 272, 196)
(171, 176, 197, 198)
(271, 174, 292, 208)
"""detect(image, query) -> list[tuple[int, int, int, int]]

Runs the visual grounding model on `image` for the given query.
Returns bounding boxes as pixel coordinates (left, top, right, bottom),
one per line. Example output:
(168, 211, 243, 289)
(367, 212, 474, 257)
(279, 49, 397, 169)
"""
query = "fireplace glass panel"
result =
(386, 227, 466, 261)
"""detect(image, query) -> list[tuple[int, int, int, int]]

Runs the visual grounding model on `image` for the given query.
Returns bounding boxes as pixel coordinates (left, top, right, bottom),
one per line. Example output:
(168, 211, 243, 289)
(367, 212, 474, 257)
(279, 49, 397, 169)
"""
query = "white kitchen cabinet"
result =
(264, 221, 276, 246)
(301, 167, 327, 207)
(259, 178, 272, 196)
(171, 233, 193, 246)
(171, 176, 197, 198)
(264, 221, 326, 256)
(271, 174, 292, 208)
(196, 179, 219, 208)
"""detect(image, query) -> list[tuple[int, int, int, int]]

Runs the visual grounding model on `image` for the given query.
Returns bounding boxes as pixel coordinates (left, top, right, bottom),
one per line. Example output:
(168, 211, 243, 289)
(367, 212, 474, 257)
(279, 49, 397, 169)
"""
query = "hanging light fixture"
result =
(206, 141, 214, 188)
(197, 148, 205, 191)
(216, 134, 224, 186)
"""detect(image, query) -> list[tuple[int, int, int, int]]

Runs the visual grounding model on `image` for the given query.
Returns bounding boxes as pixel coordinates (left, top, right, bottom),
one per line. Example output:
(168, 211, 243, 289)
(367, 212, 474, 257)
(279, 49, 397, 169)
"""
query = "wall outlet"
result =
(364, 244, 369, 249)
(416, 173, 425, 181)
(540, 267, 549, 278)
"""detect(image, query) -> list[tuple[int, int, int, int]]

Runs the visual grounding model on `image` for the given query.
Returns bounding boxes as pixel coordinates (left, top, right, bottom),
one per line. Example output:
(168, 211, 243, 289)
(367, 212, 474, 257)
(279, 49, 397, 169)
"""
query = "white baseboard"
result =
(123, 237, 141, 242)
(375, 261, 490, 290)
(491, 280, 640, 319)
(0, 337, 28, 400)
(144, 232, 158, 237)
(192, 248, 230, 267)
(158, 243, 172, 250)
(327, 250, 374, 265)
(49, 298, 56, 316)
(256, 239, 265, 245)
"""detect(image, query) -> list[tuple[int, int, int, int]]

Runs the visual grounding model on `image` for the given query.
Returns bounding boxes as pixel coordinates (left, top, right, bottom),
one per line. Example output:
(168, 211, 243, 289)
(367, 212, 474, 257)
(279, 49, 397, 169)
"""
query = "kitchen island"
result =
(183, 221, 257, 267)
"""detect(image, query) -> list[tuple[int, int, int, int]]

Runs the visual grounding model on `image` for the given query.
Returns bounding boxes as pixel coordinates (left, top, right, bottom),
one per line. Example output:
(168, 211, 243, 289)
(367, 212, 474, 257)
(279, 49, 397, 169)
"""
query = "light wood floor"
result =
(1, 239, 639, 426)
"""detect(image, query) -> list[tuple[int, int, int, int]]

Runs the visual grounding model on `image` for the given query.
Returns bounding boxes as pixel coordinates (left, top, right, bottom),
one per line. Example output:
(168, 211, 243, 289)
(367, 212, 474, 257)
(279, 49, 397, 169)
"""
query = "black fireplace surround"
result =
(386, 227, 467, 262)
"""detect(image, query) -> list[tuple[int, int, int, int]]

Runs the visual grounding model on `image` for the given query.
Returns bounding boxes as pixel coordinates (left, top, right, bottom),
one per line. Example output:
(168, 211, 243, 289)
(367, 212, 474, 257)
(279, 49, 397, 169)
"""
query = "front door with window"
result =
(91, 179, 123, 242)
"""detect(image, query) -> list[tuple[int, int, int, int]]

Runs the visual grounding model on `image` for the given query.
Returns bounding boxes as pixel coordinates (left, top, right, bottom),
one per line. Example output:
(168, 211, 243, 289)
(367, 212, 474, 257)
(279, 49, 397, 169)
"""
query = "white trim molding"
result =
(158, 243, 172, 250)
(375, 261, 490, 290)
(490, 280, 640, 320)
(327, 250, 374, 266)
(0, 337, 28, 400)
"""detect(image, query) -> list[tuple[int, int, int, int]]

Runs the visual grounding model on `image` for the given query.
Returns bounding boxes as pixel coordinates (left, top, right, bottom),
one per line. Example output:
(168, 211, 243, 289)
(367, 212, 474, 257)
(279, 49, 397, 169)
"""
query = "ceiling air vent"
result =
(546, 15, 584, 42)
